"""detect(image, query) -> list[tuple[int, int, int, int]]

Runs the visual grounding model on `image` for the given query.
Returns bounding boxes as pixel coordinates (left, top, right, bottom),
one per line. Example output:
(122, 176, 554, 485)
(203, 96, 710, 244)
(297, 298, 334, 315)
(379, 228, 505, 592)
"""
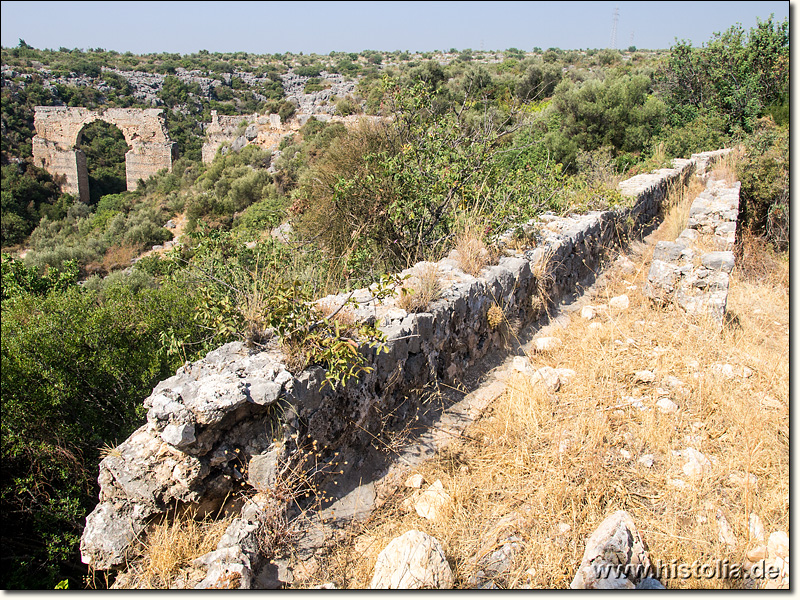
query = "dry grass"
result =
(710, 148, 743, 185)
(397, 264, 443, 313)
(299, 215, 788, 589)
(654, 176, 706, 243)
(102, 244, 140, 273)
(454, 219, 494, 277)
(117, 508, 234, 589)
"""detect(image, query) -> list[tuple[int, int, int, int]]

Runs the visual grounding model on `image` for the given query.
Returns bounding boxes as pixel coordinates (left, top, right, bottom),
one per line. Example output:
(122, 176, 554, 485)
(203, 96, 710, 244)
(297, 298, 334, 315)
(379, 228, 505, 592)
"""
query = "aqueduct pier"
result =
(32, 106, 175, 203)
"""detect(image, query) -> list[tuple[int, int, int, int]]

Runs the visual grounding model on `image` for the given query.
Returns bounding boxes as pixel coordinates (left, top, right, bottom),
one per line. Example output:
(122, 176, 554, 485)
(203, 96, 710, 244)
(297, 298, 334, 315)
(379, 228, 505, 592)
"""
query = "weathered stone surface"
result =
(701, 251, 735, 273)
(609, 294, 630, 310)
(81, 342, 289, 570)
(414, 480, 452, 522)
(370, 530, 453, 589)
(570, 510, 655, 589)
(79, 501, 154, 570)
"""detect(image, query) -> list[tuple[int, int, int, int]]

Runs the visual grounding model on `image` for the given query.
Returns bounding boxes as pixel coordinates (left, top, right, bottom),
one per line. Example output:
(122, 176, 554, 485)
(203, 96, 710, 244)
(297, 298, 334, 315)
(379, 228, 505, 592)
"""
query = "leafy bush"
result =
(736, 118, 789, 250)
(1, 271, 208, 588)
(544, 73, 666, 170)
(657, 112, 730, 159)
(657, 16, 789, 135)
(1, 163, 68, 246)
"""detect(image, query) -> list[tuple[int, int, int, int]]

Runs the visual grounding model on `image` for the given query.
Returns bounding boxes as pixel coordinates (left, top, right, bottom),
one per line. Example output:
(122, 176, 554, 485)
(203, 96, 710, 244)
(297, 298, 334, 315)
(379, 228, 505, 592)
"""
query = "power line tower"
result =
(610, 6, 619, 49)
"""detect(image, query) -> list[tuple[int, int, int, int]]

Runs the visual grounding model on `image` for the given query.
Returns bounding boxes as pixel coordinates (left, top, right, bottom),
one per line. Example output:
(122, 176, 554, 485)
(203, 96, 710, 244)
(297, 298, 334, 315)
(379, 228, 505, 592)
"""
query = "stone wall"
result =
(80, 152, 736, 586)
(32, 106, 175, 202)
(643, 150, 739, 324)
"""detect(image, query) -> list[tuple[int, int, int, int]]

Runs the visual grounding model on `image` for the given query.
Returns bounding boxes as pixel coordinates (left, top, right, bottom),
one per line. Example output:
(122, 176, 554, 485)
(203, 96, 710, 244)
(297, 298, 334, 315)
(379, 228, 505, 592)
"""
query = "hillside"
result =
(0, 17, 789, 589)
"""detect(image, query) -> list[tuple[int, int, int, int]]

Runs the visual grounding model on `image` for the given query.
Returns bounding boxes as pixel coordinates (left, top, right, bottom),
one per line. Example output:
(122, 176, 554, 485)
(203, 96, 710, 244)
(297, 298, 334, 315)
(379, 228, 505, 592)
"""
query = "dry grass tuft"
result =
(119, 508, 234, 589)
(454, 220, 494, 277)
(397, 264, 443, 313)
(655, 176, 705, 243)
(301, 211, 788, 590)
(487, 304, 504, 330)
(710, 148, 743, 185)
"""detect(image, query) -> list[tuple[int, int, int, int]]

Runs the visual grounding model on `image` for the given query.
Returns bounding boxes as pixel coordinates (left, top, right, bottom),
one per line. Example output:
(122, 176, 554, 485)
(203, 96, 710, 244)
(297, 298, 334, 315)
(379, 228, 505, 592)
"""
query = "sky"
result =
(0, 1, 792, 55)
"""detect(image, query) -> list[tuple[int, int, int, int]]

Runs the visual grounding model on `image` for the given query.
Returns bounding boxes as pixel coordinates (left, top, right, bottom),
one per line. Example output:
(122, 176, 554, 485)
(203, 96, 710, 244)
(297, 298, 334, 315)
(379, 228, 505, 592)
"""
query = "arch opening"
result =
(76, 120, 130, 205)
(32, 107, 176, 204)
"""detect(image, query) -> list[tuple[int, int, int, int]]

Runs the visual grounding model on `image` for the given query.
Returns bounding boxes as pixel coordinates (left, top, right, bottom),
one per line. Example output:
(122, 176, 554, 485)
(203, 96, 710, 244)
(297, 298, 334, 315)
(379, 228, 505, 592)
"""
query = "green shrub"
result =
(736, 118, 789, 250)
(1, 274, 207, 588)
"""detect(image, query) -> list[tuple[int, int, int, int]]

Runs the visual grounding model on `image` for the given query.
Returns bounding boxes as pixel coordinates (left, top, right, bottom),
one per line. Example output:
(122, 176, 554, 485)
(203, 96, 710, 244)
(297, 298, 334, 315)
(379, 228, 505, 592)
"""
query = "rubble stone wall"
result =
(80, 151, 734, 586)
(643, 150, 739, 324)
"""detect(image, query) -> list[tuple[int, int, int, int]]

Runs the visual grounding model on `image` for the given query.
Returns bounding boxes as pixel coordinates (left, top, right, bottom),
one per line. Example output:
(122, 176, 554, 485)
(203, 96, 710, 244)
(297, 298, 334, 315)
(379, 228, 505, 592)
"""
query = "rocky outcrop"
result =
(643, 153, 739, 324)
(281, 71, 357, 116)
(81, 155, 721, 582)
(200, 109, 382, 163)
(80, 344, 292, 570)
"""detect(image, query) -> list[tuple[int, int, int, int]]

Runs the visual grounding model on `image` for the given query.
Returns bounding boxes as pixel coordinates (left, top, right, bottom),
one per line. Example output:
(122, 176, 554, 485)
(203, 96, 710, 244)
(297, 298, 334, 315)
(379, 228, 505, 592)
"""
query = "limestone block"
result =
(370, 530, 453, 589)
(570, 510, 654, 589)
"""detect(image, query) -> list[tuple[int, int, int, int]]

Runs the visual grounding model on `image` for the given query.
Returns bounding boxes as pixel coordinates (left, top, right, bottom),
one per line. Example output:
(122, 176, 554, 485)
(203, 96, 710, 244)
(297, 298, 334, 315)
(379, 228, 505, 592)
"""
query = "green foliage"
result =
(295, 77, 570, 278)
(544, 73, 666, 170)
(1, 270, 208, 588)
(1, 254, 79, 301)
(1, 162, 68, 247)
(515, 60, 562, 101)
(186, 145, 274, 230)
(736, 118, 789, 250)
(657, 113, 730, 159)
(658, 16, 789, 134)
(77, 120, 129, 205)
(294, 64, 323, 77)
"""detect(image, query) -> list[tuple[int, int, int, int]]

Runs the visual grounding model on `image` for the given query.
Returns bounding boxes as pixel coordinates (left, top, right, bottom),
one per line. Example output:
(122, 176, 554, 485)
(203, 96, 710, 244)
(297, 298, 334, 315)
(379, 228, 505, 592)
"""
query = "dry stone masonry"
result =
(80, 151, 740, 587)
(32, 106, 175, 203)
(643, 150, 738, 324)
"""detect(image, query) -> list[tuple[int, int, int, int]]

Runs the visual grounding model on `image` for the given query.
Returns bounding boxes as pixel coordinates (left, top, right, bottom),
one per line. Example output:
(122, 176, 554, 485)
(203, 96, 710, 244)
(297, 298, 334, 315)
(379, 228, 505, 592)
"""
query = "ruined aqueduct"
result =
(32, 107, 175, 203)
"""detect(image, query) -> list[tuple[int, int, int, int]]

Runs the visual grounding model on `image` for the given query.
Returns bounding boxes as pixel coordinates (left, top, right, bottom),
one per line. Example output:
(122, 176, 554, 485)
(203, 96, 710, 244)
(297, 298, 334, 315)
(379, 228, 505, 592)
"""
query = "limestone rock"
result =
(530, 366, 561, 392)
(767, 531, 789, 559)
(570, 510, 654, 589)
(638, 454, 655, 468)
(701, 251, 735, 273)
(580, 305, 597, 320)
(370, 530, 453, 589)
(656, 398, 678, 413)
(749, 513, 765, 543)
(414, 480, 452, 522)
(634, 370, 656, 383)
(405, 473, 425, 489)
(80, 501, 155, 570)
(609, 295, 629, 310)
(534, 336, 562, 353)
(681, 447, 712, 479)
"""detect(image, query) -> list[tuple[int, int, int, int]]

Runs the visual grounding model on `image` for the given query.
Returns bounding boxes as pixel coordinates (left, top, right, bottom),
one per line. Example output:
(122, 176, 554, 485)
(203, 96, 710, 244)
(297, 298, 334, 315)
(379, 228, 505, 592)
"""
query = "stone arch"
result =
(32, 106, 175, 203)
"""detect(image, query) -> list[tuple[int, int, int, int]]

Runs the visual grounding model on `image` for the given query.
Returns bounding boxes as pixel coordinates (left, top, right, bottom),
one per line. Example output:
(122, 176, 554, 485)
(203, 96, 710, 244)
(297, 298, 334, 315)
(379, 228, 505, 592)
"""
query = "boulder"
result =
(370, 530, 453, 589)
(570, 510, 655, 589)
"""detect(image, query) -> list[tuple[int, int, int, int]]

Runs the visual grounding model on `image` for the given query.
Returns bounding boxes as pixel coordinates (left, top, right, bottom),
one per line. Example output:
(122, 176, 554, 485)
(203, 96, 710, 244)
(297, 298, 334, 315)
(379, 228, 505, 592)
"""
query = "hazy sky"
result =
(0, 1, 791, 55)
